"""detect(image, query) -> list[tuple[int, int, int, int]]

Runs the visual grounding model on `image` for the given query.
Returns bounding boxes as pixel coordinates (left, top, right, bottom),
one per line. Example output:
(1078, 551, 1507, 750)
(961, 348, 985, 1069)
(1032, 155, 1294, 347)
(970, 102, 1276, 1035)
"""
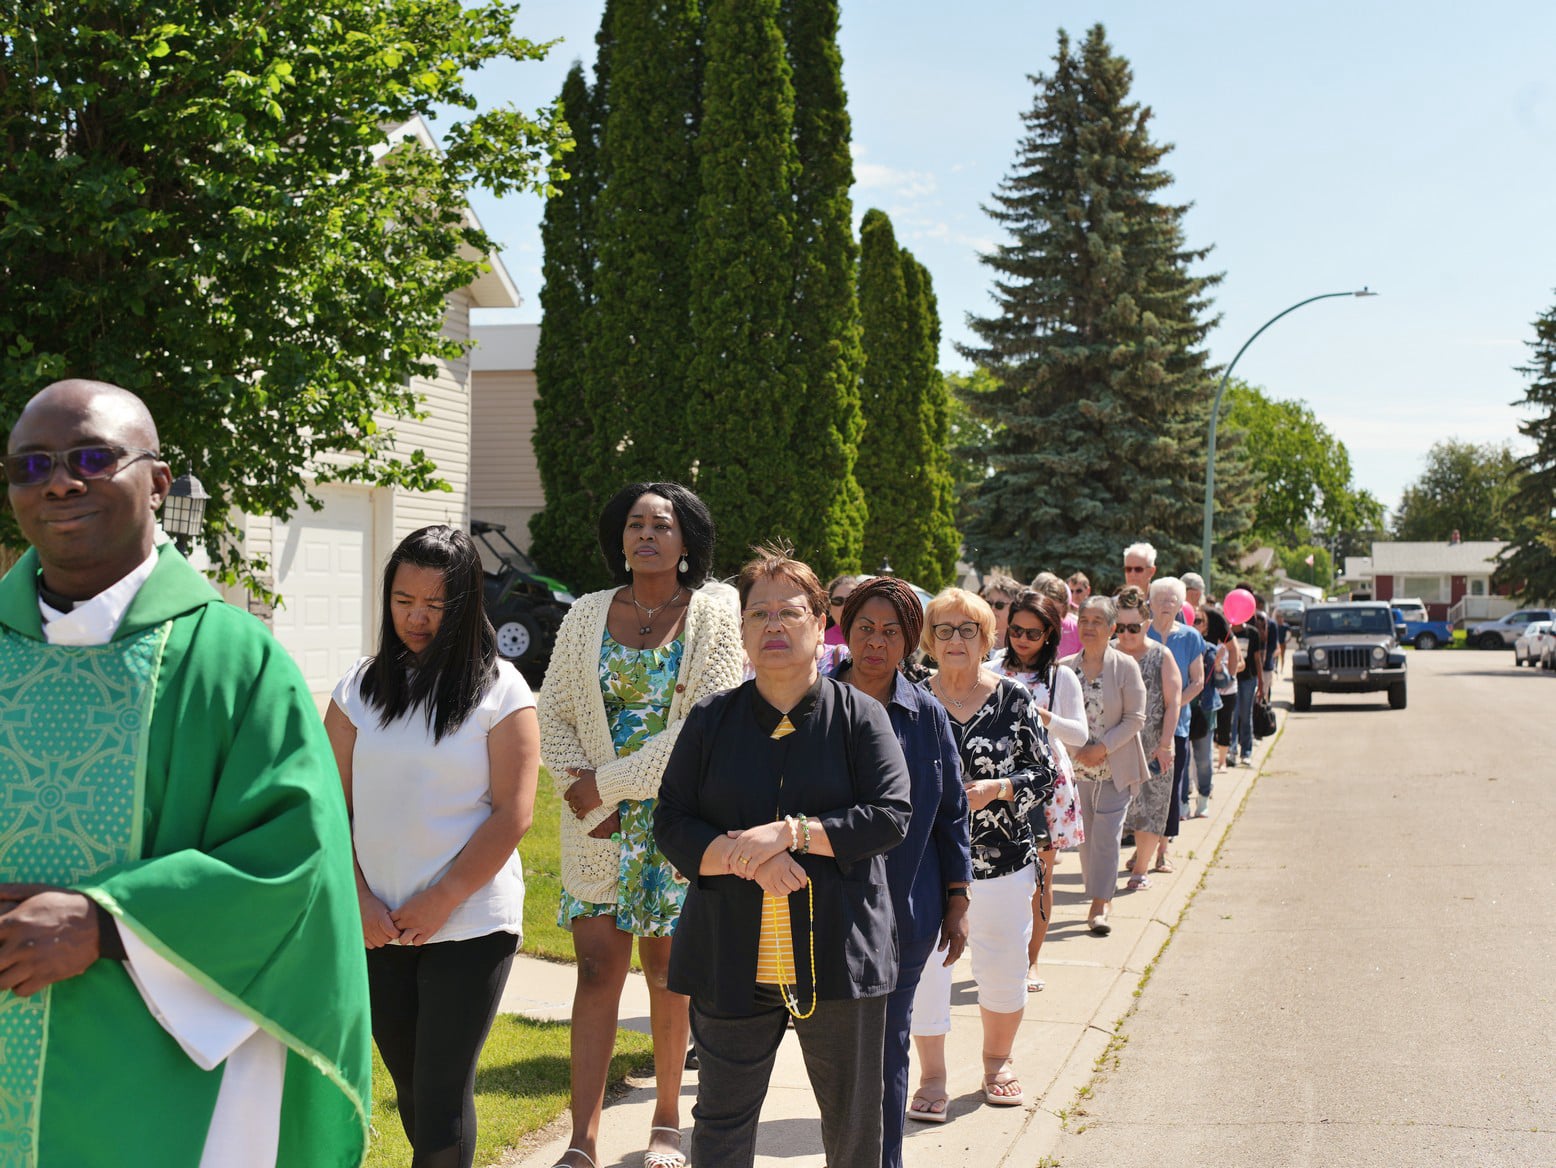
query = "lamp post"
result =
(1201, 288, 1377, 592)
(163, 473, 209, 556)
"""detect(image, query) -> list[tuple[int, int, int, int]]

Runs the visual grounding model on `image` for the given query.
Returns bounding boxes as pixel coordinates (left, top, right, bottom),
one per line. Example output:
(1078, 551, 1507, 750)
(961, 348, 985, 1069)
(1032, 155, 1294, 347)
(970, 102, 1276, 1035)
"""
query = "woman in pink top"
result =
(1032, 572, 1082, 657)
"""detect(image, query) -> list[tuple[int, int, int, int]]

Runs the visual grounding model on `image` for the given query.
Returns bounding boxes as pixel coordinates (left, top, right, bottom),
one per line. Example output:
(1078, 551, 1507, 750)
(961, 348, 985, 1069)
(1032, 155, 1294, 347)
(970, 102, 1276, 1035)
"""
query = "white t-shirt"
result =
(333, 657, 535, 945)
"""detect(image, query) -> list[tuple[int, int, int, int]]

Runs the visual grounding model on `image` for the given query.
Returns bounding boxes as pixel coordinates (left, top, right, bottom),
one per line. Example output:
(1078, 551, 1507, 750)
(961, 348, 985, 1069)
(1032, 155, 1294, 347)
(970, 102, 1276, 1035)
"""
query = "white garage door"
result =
(271, 486, 374, 701)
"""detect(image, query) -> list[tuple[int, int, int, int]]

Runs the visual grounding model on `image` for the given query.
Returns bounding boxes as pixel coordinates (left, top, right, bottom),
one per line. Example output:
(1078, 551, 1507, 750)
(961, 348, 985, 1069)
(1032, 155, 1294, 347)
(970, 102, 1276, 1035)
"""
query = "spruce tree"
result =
(590, 0, 702, 485)
(685, 0, 798, 572)
(959, 25, 1251, 585)
(778, 0, 867, 578)
(530, 63, 609, 590)
(857, 210, 956, 586)
(1497, 300, 1556, 601)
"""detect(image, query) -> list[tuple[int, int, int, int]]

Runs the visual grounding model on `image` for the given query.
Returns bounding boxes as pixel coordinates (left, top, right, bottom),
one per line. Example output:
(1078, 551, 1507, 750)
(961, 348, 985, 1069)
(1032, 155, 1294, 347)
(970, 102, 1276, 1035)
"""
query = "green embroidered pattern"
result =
(0, 626, 165, 1168)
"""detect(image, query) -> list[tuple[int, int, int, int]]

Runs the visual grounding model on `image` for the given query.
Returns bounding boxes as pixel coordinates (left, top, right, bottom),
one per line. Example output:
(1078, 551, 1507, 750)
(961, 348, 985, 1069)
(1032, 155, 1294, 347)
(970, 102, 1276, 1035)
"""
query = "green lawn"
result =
(365, 1017, 654, 1168)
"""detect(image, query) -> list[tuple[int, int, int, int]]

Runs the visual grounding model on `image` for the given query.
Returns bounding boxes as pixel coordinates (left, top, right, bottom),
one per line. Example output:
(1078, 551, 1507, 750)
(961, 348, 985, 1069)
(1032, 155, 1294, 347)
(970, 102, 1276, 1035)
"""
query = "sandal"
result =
(644, 1127, 686, 1168)
(1026, 975, 1045, 992)
(981, 1054, 1024, 1107)
(1152, 856, 1175, 874)
(1126, 873, 1152, 891)
(907, 1081, 950, 1124)
(551, 1152, 596, 1168)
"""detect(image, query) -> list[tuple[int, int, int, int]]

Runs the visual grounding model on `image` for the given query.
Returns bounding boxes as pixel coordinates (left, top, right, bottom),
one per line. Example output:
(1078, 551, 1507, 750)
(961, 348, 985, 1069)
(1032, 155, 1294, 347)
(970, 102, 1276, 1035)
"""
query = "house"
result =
(469, 322, 544, 550)
(1345, 539, 1511, 621)
(223, 118, 523, 705)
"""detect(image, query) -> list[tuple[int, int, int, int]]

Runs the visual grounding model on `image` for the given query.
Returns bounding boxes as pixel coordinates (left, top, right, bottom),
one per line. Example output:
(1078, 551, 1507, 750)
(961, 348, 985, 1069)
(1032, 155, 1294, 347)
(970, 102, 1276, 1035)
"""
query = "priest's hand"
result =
(725, 820, 793, 872)
(392, 886, 457, 946)
(358, 889, 402, 949)
(750, 853, 808, 897)
(0, 890, 100, 996)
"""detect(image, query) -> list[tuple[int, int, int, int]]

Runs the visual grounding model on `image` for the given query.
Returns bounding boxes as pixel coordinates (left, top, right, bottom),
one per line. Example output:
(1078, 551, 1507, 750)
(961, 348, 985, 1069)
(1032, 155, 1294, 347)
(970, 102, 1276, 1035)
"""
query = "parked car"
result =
(470, 519, 574, 685)
(1541, 624, 1556, 670)
(1468, 608, 1555, 650)
(1514, 619, 1554, 667)
(1290, 602, 1407, 711)
(1389, 599, 1455, 650)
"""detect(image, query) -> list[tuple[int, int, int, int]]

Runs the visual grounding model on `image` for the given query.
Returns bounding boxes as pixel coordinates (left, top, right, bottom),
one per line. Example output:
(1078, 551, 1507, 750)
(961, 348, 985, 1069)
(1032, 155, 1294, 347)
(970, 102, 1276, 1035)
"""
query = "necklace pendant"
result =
(638, 623, 653, 636)
(785, 992, 800, 1012)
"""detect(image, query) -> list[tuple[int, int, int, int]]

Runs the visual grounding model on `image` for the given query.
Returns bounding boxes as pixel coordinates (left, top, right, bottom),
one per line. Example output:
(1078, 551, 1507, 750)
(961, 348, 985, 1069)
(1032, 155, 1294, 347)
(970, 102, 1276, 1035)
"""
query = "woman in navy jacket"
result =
(654, 546, 911, 1168)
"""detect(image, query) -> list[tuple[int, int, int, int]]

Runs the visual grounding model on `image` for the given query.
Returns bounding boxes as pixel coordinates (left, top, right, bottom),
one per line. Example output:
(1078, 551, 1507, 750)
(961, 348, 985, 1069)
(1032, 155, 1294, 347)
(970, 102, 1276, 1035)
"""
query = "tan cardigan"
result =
(538, 587, 744, 904)
(1058, 646, 1150, 795)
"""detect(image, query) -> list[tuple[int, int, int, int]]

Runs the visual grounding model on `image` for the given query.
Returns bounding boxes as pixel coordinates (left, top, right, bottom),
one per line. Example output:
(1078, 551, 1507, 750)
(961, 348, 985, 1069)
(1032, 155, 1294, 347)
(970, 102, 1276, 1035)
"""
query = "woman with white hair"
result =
(1114, 587, 1181, 890)
(1146, 577, 1206, 862)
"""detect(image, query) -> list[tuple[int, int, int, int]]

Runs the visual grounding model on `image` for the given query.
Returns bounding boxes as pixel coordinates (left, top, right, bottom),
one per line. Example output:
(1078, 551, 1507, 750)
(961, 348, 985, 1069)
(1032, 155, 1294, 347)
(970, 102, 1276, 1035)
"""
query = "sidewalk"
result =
(497, 714, 1283, 1168)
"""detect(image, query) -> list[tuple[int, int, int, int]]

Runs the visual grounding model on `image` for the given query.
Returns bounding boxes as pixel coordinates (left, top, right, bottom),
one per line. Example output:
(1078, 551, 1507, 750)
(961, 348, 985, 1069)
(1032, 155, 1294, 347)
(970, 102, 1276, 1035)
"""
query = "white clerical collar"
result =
(40, 548, 162, 647)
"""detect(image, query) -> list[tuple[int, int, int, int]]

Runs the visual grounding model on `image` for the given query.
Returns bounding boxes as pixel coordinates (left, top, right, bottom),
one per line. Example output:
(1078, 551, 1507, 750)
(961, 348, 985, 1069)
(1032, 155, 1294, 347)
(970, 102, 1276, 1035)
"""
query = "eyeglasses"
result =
(985, 599, 1009, 611)
(743, 607, 813, 629)
(1116, 622, 1145, 634)
(829, 595, 848, 607)
(1, 444, 158, 487)
(1007, 625, 1046, 642)
(932, 622, 981, 641)
(1123, 565, 1149, 574)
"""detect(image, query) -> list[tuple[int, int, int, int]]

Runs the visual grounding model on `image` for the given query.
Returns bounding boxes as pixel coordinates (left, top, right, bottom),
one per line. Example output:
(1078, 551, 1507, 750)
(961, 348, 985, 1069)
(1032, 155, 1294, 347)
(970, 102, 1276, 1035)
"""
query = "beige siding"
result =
(471, 369, 542, 512)
(382, 291, 474, 546)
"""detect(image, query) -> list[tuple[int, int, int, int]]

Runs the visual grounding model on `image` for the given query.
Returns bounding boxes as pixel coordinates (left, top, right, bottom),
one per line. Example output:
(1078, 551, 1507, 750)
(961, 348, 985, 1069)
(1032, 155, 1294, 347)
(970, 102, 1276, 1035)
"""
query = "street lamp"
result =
(1201, 288, 1378, 592)
(163, 473, 209, 556)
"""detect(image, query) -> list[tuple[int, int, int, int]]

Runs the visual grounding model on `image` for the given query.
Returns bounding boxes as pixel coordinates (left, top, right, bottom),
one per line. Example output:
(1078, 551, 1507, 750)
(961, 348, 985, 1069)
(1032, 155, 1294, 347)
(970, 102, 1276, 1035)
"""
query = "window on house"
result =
(1400, 576, 1446, 603)
(1470, 578, 1487, 596)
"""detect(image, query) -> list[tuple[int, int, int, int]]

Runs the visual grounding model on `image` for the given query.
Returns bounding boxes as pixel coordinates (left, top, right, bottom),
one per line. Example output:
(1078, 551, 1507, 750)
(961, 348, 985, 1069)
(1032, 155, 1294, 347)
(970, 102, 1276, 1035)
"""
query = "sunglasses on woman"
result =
(1116, 622, 1145, 635)
(1007, 625, 1046, 642)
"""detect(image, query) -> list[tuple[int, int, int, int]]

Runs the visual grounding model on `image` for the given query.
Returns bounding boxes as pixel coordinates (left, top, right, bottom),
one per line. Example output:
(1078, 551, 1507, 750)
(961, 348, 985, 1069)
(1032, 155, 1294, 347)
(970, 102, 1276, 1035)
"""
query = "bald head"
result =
(11, 380, 160, 454)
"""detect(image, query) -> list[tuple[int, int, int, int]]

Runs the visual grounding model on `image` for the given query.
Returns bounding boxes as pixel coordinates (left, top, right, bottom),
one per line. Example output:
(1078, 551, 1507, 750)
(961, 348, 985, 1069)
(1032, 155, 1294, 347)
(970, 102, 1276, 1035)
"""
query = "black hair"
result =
(839, 576, 924, 669)
(597, 482, 716, 587)
(1004, 588, 1064, 674)
(1202, 608, 1230, 644)
(359, 525, 497, 743)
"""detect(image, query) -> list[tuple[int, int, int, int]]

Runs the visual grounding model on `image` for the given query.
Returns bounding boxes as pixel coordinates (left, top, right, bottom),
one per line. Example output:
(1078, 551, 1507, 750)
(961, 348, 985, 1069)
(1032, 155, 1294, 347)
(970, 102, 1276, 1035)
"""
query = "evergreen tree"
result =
(856, 211, 956, 586)
(590, 0, 702, 485)
(958, 26, 1251, 585)
(530, 63, 609, 590)
(778, 0, 867, 577)
(685, 0, 798, 572)
(1499, 301, 1556, 601)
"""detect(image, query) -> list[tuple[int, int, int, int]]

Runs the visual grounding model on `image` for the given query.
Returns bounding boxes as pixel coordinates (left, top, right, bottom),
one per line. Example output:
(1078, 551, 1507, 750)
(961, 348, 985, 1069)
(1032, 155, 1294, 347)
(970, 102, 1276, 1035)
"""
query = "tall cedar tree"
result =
(590, 0, 702, 485)
(1500, 302, 1556, 600)
(857, 210, 957, 586)
(0, 1, 562, 588)
(530, 63, 609, 590)
(778, 0, 867, 577)
(686, 0, 798, 572)
(959, 26, 1251, 586)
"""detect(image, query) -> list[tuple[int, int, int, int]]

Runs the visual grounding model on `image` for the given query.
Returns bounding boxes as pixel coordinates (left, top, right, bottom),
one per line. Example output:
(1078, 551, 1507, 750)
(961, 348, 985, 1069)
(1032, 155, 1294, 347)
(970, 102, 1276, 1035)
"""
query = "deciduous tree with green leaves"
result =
(958, 25, 1251, 584)
(1497, 300, 1556, 601)
(1392, 439, 1521, 542)
(685, 0, 797, 571)
(0, 2, 563, 590)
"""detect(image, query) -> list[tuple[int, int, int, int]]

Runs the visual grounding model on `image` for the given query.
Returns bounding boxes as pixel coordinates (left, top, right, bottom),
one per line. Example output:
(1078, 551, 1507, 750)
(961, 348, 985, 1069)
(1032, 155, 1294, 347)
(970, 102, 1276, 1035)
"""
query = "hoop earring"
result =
(679, 556, 689, 575)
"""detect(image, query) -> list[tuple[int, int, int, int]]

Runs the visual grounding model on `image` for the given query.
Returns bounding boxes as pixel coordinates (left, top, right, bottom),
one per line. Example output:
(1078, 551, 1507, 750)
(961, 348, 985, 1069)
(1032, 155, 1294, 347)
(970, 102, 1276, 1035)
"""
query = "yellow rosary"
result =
(769, 807, 818, 1020)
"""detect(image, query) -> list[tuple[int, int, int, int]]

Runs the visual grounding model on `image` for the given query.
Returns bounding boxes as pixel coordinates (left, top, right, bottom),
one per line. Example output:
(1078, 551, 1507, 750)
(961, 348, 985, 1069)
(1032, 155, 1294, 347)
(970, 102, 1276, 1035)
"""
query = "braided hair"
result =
(838, 576, 925, 669)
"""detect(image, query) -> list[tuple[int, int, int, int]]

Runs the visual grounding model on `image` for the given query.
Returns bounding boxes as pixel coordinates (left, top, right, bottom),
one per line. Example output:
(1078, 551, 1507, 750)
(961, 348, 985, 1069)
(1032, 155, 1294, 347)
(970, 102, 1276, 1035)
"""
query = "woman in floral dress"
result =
(538, 483, 743, 1168)
(1114, 586, 1181, 892)
(990, 589, 1085, 992)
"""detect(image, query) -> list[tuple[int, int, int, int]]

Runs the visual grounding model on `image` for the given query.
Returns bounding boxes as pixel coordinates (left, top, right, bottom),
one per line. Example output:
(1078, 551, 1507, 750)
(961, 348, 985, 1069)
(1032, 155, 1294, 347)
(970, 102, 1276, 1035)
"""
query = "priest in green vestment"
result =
(0, 381, 371, 1167)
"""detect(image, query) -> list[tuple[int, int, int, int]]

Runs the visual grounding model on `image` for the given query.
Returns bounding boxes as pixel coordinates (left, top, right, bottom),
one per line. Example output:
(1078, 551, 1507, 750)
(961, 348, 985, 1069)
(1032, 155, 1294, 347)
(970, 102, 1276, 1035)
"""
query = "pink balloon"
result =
(1181, 602, 1197, 624)
(1223, 588, 1256, 626)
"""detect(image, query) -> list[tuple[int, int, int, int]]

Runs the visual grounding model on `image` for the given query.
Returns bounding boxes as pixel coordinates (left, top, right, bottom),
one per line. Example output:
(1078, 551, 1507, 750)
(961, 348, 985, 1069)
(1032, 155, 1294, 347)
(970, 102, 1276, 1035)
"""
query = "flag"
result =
(1304, 553, 1315, 566)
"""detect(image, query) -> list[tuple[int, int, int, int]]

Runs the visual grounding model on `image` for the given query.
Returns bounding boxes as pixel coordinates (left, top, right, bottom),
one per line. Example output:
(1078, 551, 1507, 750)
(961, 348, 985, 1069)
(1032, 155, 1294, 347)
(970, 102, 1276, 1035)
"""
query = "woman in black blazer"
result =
(654, 545, 911, 1168)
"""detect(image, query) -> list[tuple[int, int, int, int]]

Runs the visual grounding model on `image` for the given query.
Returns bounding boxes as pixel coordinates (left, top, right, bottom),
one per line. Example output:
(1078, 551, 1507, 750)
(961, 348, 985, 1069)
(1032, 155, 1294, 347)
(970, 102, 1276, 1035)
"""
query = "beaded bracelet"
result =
(784, 814, 800, 852)
(798, 816, 811, 854)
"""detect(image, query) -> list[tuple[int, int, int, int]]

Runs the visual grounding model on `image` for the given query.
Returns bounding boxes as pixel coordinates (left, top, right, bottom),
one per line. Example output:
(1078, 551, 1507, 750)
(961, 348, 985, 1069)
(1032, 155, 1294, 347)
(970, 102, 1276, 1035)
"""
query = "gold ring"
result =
(740, 856, 749, 866)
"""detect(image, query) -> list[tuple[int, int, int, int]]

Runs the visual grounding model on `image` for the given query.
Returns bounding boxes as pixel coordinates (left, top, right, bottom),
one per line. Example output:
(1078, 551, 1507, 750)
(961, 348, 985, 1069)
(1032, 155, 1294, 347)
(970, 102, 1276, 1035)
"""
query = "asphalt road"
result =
(1047, 649, 1556, 1167)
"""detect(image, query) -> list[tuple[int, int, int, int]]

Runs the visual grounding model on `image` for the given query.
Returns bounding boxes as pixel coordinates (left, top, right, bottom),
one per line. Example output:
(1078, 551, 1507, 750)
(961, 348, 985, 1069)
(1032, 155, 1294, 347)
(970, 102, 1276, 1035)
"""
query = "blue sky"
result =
(456, 0, 1556, 516)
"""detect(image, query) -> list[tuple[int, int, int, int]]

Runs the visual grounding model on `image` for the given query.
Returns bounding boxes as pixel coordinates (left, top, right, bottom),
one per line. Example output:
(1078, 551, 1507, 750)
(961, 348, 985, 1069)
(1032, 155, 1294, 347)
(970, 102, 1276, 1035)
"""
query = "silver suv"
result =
(1468, 608, 1554, 650)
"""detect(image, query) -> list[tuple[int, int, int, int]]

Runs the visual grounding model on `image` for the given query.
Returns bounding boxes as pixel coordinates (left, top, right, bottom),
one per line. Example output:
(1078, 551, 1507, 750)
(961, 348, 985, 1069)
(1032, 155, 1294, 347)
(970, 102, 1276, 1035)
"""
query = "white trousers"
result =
(910, 862, 1036, 1033)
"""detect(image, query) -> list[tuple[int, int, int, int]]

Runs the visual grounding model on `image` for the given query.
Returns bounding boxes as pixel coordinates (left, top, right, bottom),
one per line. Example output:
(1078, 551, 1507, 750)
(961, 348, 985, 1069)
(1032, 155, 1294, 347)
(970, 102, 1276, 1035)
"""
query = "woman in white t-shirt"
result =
(325, 525, 540, 1168)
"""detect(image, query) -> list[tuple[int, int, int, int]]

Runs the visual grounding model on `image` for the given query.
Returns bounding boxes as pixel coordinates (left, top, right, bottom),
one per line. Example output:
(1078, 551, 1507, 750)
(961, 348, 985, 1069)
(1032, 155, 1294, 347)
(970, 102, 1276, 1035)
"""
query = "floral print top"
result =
(930, 675, 1056, 879)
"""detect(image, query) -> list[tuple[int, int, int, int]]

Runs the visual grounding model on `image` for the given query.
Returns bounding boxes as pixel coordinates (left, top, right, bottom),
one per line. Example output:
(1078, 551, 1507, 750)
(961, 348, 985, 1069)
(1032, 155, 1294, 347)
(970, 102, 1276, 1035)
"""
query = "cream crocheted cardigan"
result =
(538, 586, 744, 904)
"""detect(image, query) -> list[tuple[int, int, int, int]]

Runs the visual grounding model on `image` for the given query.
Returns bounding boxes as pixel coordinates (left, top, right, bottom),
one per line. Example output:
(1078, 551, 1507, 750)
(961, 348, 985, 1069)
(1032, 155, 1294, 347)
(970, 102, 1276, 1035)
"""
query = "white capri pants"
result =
(910, 862, 1036, 1033)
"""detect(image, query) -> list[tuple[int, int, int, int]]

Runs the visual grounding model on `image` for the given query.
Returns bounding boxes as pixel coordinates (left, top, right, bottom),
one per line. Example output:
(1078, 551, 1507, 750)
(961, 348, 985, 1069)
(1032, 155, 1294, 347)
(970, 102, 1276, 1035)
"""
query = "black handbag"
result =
(1252, 696, 1276, 739)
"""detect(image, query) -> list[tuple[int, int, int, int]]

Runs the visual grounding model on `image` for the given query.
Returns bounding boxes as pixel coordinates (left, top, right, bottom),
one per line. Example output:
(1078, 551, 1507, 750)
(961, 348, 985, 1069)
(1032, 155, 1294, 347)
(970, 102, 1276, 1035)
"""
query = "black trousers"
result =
(689, 986, 887, 1168)
(367, 930, 518, 1168)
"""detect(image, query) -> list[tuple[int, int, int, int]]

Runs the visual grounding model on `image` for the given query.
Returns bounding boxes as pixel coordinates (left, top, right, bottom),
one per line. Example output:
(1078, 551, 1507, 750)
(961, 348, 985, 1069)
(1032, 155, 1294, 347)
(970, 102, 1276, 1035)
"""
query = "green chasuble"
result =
(0, 545, 371, 1167)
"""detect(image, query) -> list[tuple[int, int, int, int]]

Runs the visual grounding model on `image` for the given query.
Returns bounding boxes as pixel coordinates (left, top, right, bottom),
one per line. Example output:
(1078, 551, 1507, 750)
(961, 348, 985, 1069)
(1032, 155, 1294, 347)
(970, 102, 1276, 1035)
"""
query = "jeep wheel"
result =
(1388, 682, 1407, 710)
(1292, 684, 1312, 712)
(1414, 631, 1439, 651)
(494, 610, 542, 663)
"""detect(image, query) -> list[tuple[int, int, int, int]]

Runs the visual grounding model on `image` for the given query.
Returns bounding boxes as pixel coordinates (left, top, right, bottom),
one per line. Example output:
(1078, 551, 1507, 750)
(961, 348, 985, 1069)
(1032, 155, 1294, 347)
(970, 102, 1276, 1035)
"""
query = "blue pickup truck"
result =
(1390, 599, 1454, 650)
